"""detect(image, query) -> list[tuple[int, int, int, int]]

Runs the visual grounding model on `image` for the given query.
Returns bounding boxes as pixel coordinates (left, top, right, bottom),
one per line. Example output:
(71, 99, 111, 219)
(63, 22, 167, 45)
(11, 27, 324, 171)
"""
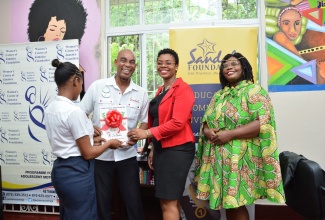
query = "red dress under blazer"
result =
(148, 78, 195, 148)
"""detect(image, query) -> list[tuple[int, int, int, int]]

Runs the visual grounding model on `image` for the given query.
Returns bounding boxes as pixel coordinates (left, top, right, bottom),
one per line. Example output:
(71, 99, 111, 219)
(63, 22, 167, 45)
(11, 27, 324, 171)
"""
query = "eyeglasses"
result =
(157, 61, 175, 66)
(222, 60, 241, 69)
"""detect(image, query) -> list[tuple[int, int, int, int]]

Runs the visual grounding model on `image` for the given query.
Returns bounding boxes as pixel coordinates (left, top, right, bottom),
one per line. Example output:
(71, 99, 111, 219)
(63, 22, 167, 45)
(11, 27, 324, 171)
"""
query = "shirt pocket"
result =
(126, 100, 141, 123)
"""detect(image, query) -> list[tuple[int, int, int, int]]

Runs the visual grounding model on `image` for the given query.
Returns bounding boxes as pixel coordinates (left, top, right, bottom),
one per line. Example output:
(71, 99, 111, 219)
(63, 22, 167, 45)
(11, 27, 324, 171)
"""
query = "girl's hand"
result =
(108, 139, 123, 149)
(93, 136, 106, 146)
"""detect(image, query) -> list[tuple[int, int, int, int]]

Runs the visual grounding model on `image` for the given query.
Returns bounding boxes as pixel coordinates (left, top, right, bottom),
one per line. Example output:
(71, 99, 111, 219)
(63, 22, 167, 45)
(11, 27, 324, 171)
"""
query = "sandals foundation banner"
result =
(170, 27, 258, 142)
(265, 0, 325, 92)
(0, 39, 79, 205)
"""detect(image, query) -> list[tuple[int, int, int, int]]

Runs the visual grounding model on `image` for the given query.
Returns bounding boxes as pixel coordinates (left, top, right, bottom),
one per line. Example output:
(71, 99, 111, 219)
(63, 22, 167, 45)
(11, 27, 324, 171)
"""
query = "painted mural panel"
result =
(266, 0, 325, 91)
(10, 0, 101, 91)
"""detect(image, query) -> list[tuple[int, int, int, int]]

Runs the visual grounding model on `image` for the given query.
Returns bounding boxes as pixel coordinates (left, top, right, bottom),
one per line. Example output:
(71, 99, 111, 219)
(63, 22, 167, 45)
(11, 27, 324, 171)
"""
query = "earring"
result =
(38, 36, 45, 41)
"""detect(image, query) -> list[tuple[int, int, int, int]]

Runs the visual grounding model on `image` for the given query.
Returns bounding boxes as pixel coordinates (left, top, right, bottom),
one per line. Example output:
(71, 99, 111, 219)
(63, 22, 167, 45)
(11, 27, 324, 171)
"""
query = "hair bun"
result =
(51, 59, 61, 68)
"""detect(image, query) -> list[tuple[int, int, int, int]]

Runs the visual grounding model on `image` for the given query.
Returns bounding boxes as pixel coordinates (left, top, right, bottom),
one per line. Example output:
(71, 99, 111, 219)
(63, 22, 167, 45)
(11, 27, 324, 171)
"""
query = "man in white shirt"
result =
(80, 49, 148, 220)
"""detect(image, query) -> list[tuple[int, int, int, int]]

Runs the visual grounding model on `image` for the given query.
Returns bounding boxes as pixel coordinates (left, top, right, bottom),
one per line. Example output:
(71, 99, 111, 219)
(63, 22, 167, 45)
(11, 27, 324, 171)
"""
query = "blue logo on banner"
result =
(40, 66, 48, 82)
(0, 127, 8, 143)
(0, 50, 5, 64)
(56, 44, 65, 60)
(25, 86, 51, 142)
(21, 71, 26, 82)
(23, 152, 29, 163)
(26, 46, 34, 62)
(0, 151, 5, 163)
(0, 89, 6, 104)
(14, 111, 19, 121)
(42, 149, 51, 165)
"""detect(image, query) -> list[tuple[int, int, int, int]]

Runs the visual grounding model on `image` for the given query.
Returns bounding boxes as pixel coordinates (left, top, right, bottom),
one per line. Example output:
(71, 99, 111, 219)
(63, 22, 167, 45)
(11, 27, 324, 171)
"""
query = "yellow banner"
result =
(170, 27, 258, 84)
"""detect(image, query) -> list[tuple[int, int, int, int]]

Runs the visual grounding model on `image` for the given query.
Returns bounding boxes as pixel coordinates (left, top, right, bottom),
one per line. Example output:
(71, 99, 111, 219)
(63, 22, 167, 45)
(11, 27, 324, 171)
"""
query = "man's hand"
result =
(93, 125, 102, 137)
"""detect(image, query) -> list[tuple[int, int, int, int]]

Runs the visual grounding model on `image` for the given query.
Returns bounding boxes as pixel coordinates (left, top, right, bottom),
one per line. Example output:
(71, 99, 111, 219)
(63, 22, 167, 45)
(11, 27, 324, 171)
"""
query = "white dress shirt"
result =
(45, 96, 94, 159)
(80, 75, 149, 161)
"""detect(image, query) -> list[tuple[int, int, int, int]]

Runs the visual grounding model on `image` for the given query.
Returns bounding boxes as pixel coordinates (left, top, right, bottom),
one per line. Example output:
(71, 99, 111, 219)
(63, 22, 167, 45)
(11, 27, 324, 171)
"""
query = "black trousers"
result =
(94, 157, 144, 220)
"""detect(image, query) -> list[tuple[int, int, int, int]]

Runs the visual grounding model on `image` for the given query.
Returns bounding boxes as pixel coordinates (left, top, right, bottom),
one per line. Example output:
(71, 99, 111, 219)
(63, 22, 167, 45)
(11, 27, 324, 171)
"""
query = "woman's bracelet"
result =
(145, 129, 149, 138)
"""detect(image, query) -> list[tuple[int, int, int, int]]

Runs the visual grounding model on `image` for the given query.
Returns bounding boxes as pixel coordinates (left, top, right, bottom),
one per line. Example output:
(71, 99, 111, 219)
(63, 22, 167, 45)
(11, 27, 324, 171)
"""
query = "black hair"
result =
(157, 48, 179, 65)
(28, 0, 87, 44)
(219, 52, 254, 88)
(51, 59, 81, 87)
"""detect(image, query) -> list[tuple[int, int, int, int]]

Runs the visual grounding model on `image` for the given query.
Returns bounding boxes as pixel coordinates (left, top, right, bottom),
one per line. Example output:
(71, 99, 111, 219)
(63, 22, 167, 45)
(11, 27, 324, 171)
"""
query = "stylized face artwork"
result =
(279, 9, 301, 41)
(44, 16, 66, 41)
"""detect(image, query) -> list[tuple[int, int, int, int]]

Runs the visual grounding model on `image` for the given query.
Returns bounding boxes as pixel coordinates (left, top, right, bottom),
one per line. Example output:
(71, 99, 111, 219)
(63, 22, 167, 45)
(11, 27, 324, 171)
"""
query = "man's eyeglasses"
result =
(222, 60, 241, 69)
(157, 61, 175, 66)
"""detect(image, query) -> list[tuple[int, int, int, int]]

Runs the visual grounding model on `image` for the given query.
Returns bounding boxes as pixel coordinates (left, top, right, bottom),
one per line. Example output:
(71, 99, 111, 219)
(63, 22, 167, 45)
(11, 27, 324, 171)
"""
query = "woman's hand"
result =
(148, 148, 154, 170)
(128, 128, 147, 141)
(203, 126, 220, 141)
(210, 130, 233, 145)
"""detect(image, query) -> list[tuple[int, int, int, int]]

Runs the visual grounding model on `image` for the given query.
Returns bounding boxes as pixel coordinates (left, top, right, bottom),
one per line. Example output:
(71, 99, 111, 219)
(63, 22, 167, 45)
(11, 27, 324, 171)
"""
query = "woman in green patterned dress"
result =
(195, 53, 285, 220)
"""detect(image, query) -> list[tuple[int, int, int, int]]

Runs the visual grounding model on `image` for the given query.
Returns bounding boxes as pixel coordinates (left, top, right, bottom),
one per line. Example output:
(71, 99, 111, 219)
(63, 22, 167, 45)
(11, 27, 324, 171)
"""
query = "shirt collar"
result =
(55, 95, 75, 105)
(105, 74, 139, 92)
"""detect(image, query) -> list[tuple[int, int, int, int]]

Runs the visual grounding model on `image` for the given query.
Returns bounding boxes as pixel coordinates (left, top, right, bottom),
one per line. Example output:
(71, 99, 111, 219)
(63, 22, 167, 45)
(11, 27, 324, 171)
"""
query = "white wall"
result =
(271, 91, 325, 169)
(1, 0, 324, 171)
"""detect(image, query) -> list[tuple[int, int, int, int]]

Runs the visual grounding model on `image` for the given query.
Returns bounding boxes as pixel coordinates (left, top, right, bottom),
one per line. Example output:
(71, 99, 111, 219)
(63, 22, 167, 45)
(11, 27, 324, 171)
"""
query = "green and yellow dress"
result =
(195, 80, 285, 210)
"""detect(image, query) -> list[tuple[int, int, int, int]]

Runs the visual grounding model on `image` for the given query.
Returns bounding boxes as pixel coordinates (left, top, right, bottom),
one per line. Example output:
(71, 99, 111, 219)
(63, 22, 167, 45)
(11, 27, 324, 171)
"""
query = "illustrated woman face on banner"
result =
(43, 16, 67, 41)
(27, 0, 87, 44)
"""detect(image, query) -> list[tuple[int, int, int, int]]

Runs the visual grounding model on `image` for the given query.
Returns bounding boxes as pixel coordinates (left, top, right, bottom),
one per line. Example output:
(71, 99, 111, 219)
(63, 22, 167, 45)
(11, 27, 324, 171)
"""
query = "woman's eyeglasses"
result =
(157, 61, 175, 66)
(222, 60, 240, 69)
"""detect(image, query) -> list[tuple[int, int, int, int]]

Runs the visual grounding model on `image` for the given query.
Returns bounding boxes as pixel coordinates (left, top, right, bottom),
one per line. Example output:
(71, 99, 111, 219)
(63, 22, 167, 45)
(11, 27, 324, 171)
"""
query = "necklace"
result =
(162, 77, 176, 92)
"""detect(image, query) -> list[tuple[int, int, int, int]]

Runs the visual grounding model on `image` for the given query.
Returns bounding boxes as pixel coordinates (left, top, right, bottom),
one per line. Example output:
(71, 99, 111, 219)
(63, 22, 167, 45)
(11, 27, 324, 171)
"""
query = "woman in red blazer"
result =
(128, 48, 195, 220)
